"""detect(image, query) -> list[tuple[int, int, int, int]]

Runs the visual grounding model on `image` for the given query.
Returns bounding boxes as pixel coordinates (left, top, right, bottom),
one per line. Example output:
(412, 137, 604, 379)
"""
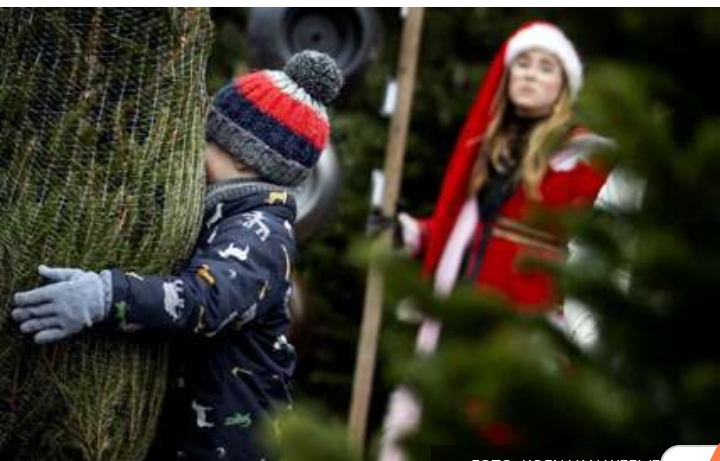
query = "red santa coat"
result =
(417, 128, 611, 311)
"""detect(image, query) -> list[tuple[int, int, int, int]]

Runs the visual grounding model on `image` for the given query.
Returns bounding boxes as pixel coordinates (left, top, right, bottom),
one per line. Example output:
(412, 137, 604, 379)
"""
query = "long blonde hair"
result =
(468, 72, 574, 200)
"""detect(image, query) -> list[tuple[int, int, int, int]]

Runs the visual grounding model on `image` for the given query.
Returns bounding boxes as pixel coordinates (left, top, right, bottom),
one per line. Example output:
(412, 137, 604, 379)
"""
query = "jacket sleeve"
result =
(561, 168, 644, 350)
(106, 214, 293, 337)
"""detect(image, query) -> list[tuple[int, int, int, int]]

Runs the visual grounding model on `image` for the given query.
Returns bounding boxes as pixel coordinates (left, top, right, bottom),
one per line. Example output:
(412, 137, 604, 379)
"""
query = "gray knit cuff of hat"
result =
(206, 106, 310, 187)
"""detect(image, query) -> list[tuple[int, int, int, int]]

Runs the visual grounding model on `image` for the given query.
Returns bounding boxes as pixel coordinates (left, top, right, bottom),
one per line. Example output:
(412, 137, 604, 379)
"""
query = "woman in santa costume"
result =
(404, 20, 612, 307)
(379, 21, 631, 460)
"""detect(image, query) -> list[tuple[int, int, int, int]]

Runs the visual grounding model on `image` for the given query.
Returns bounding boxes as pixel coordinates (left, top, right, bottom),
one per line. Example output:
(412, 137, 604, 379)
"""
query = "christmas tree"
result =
(0, 8, 212, 461)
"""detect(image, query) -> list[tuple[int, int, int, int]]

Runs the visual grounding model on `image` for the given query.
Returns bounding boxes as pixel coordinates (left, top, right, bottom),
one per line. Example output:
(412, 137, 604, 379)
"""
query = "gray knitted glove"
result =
(11, 265, 112, 344)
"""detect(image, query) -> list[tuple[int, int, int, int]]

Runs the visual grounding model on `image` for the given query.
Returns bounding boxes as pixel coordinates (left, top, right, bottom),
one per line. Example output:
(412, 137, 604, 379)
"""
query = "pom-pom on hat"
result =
(207, 50, 344, 187)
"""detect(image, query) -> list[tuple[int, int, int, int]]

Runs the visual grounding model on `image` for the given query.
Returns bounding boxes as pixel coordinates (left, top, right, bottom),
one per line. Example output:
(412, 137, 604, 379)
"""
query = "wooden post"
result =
(348, 7, 425, 452)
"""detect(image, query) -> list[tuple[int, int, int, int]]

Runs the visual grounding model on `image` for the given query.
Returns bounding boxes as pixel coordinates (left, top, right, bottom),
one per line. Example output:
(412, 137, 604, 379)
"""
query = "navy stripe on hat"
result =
(213, 86, 320, 169)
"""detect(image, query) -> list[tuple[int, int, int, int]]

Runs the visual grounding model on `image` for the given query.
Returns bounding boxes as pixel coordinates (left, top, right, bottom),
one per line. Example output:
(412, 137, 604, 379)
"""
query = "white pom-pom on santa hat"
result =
(505, 22, 583, 101)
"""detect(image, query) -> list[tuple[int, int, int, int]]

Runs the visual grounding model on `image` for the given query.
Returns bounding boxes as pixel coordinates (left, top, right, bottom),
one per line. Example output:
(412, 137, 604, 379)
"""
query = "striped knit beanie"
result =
(207, 50, 343, 186)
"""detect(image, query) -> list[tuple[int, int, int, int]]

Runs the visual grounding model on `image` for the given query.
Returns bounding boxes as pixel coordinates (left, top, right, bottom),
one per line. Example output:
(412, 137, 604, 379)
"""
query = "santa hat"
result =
(421, 22, 582, 276)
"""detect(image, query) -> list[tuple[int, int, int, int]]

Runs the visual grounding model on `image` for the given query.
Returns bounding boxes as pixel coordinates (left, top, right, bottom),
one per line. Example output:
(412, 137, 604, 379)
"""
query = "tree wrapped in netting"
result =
(0, 8, 213, 461)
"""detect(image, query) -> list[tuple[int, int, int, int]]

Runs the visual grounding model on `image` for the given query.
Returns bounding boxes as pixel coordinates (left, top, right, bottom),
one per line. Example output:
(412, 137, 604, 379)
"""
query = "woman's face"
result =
(508, 48, 565, 117)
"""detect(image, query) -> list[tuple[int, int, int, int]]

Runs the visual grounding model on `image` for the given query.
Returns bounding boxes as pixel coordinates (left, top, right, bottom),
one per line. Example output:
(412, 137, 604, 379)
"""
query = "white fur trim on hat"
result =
(505, 23, 583, 100)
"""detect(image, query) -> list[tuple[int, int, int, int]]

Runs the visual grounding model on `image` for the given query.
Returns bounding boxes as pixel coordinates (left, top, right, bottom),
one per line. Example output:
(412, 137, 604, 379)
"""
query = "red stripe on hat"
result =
(235, 72, 327, 151)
